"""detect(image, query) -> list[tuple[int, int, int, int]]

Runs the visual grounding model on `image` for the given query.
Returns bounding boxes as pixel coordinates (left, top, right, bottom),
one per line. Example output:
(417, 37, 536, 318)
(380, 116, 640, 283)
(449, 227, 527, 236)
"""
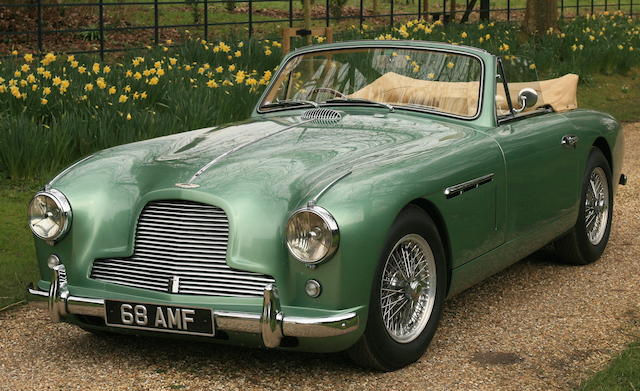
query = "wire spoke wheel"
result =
(380, 234, 436, 343)
(585, 167, 610, 246)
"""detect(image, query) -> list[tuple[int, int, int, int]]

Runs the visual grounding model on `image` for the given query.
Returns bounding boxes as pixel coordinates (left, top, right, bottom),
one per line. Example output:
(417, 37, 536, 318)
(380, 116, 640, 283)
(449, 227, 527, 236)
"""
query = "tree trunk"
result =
(422, 0, 428, 20)
(523, 0, 558, 34)
(303, 0, 311, 44)
(449, 0, 456, 22)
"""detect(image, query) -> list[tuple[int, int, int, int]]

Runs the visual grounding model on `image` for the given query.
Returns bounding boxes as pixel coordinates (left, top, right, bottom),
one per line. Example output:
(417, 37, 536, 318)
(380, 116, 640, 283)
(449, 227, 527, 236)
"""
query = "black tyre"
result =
(348, 205, 447, 371)
(555, 147, 613, 265)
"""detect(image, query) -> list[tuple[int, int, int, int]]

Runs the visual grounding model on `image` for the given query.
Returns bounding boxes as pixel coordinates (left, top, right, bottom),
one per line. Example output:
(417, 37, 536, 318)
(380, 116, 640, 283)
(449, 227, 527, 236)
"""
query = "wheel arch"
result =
(593, 136, 613, 172)
(406, 198, 453, 295)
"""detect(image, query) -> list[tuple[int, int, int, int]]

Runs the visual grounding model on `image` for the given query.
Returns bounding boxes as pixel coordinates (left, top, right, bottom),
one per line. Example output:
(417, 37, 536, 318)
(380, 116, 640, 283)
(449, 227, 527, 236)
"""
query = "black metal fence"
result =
(0, 0, 635, 57)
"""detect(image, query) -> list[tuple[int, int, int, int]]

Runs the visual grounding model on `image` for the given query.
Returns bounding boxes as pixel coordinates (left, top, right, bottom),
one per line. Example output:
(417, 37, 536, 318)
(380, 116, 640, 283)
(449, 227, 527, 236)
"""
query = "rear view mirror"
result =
(514, 88, 539, 113)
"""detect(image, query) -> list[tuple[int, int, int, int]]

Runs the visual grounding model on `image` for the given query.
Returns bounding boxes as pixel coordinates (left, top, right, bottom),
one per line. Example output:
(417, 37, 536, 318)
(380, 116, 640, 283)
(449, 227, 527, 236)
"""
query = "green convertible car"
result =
(27, 40, 625, 371)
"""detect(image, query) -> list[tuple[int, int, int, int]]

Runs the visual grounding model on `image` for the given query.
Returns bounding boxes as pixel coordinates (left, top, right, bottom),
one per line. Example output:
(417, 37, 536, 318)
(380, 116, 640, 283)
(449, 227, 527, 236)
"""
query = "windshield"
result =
(260, 47, 484, 118)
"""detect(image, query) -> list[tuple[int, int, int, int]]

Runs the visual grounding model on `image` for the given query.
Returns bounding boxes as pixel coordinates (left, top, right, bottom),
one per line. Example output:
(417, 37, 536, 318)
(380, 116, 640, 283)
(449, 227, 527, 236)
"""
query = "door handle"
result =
(561, 134, 579, 148)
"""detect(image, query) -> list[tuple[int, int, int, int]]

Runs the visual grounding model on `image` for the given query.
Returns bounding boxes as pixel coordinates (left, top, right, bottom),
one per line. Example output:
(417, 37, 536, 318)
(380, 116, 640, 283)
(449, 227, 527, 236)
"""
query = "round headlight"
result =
(286, 205, 339, 264)
(28, 189, 72, 242)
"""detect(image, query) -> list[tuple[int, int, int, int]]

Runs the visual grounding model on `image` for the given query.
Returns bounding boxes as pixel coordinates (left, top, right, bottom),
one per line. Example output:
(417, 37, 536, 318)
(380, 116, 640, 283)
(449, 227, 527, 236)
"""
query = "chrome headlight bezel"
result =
(285, 205, 340, 265)
(28, 188, 72, 243)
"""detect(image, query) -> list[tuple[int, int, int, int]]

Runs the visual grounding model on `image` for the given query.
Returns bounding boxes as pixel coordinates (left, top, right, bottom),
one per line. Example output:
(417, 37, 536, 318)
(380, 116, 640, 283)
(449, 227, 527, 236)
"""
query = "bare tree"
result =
(523, 0, 559, 34)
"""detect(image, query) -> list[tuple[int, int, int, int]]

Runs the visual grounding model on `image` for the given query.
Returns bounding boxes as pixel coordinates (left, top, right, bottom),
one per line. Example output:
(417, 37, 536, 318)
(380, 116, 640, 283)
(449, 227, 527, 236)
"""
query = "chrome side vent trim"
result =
(301, 108, 343, 124)
(90, 200, 275, 298)
(444, 173, 495, 199)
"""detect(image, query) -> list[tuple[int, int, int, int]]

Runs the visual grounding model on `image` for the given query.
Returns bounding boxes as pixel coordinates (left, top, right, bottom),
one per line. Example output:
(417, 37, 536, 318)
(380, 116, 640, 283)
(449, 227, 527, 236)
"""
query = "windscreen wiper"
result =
(262, 99, 319, 109)
(323, 97, 395, 112)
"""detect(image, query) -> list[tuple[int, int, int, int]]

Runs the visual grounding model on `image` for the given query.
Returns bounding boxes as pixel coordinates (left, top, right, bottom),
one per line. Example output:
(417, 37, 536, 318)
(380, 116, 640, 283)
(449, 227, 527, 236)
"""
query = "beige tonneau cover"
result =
(349, 72, 579, 116)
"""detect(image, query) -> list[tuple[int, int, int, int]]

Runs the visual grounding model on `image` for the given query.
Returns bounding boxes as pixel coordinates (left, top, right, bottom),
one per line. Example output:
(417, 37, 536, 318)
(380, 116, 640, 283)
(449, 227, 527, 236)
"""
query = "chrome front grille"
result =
(90, 200, 275, 297)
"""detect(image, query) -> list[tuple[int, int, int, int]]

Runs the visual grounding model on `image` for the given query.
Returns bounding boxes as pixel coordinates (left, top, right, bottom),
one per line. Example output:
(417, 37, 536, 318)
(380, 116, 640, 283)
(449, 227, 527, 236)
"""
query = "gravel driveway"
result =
(1, 124, 639, 391)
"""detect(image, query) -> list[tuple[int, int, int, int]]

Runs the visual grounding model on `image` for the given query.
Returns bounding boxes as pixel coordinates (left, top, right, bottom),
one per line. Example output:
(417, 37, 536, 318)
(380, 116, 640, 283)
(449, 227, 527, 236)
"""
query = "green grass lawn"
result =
(577, 341, 640, 391)
(0, 177, 41, 310)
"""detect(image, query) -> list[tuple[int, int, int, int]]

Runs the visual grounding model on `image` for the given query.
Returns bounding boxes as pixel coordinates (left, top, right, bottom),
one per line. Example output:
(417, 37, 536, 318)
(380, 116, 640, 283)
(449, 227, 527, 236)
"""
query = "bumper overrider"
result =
(27, 264, 360, 348)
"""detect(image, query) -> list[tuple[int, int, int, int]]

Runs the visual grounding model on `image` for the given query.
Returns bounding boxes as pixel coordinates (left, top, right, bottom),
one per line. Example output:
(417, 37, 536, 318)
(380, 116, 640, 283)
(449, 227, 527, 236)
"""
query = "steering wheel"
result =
(310, 87, 346, 99)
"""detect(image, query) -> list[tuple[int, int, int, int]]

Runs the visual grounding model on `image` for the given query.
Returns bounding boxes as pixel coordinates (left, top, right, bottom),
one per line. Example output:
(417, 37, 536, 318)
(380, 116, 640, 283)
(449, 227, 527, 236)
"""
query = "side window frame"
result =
(496, 57, 515, 122)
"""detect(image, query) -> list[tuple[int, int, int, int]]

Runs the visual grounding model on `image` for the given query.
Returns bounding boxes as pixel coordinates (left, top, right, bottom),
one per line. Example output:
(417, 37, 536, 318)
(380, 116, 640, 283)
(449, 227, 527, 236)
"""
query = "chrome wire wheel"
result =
(380, 234, 437, 344)
(585, 167, 610, 246)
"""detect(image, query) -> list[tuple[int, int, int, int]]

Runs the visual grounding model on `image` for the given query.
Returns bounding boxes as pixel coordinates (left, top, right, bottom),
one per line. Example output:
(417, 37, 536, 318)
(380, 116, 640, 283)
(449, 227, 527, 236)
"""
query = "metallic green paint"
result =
(29, 41, 624, 353)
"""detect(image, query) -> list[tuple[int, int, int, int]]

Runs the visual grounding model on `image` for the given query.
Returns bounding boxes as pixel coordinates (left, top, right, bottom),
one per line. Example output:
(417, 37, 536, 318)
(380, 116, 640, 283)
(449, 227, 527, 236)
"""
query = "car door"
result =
(487, 59, 580, 245)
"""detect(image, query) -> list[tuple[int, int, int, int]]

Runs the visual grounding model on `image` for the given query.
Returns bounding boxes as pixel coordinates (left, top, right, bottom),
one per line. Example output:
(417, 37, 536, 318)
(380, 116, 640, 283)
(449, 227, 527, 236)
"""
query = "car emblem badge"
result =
(169, 276, 180, 293)
(175, 183, 200, 189)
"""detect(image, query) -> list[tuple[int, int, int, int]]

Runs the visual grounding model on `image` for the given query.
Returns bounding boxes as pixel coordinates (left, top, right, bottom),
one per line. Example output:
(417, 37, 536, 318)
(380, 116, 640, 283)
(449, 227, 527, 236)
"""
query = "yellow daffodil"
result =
(108, 86, 117, 95)
(24, 53, 34, 62)
(14, 71, 21, 78)
(71, 61, 79, 68)
(41, 98, 48, 105)
(126, 113, 132, 120)
(27, 74, 36, 83)
(118, 94, 128, 103)
(21, 64, 30, 72)
(92, 63, 101, 73)
(215, 66, 224, 73)
(461, 32, 468, 38)
(148, 76, 159, 85)
(103, 65, 111, 73)
(31, 84, 38, 91)
(235, 50, 242, 57)
(228, 64, 236, 71)
(96, 78, 106, 89)
(141, 91, 148, 99)
(52, 77, 62, 86)
(134, 72, 142, 80)
(157, 68, 165, 76)
(124, 85, 131, 93)
(78, 66, 86, 74)
(447, 62, 455, 69)
(207, 79, 219, 88)
(265, 49, 272, 56)
(169, 57, 177, 65)
(43, 87, 51, 95)
(529, 64, 537, 70)
(235, 70, 246, 84)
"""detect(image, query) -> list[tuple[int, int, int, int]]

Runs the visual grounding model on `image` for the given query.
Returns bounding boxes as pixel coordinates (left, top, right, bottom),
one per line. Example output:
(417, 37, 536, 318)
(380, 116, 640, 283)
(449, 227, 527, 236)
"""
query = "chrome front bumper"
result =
(27, 264, 359, 348)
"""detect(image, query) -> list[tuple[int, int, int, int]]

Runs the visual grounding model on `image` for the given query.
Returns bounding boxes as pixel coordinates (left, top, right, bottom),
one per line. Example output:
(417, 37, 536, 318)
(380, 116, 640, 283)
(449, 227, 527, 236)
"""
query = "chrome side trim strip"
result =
(187, 119, 315, 183)
(444, 173, 495, 199)
(307, 171, 352, 207)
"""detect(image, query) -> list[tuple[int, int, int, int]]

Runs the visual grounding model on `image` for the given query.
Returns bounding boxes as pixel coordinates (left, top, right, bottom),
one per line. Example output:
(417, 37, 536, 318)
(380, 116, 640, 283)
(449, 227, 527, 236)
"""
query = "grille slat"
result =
(92, 260, 275, 283)
(91, 200, 274, 297)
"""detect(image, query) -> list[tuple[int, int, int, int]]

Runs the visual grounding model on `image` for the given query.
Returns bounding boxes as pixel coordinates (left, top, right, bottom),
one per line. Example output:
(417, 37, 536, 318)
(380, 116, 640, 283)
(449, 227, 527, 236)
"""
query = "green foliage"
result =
(1, 12, 640, 179)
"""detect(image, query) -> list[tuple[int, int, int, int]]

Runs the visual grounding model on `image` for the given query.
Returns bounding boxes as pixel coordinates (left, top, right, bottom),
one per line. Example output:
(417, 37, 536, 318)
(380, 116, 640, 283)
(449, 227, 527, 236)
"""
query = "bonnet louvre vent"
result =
(301, 108, 343, 124)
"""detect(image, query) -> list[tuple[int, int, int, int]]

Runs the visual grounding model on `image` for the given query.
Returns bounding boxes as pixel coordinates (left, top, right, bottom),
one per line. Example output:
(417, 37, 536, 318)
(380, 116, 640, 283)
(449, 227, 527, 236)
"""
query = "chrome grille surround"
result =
(90, 200, 275, 298)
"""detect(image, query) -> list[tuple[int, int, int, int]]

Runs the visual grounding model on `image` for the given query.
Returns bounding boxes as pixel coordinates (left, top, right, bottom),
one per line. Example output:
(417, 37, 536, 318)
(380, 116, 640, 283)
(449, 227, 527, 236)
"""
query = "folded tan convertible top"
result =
(350, 72, 579, 116)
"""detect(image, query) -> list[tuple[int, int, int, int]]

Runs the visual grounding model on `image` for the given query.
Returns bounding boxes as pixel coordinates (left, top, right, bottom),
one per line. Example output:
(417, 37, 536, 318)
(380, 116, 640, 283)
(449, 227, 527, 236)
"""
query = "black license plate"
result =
(104, 300, 214, 336)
